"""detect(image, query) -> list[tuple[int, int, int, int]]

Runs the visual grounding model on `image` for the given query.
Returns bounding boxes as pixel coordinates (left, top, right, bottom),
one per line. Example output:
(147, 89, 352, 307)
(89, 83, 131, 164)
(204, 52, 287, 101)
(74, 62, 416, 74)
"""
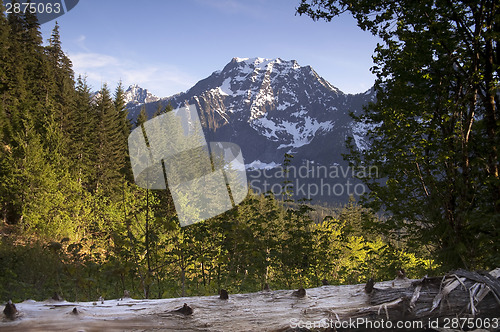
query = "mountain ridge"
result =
(125, 57, 375, 202)
(92, 84, 160, 108)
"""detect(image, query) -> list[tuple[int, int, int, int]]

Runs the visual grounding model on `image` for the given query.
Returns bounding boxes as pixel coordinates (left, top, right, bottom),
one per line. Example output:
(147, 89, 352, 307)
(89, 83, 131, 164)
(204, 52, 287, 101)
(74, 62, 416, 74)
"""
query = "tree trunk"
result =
(4, 269, 499, 332)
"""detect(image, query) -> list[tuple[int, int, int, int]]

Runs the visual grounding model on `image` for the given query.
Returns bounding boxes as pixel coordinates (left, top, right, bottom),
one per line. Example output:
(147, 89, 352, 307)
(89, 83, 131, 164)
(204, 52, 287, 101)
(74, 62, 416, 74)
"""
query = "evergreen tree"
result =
(153, 101, 173, 118)
(0, 6, 11, 224)
(46, 22, 76, 141)
(94, 84, 126, 199)
(136, 105, 148, 128)
(20, 4, 50, 130)
(70, 76, 97, 188)
(5, 6, 27, 136)
(0, 1, 9, 100)
(114, 81, 132, 178)
(153, 102, 163, 118)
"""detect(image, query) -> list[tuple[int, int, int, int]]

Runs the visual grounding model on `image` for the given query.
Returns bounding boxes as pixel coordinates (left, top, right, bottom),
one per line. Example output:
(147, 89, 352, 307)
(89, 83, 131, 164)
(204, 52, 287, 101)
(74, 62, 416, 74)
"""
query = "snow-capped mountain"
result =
(122, 84, 159, 107)
(128, 57, 375, 202)
(92, 84, 159, 108)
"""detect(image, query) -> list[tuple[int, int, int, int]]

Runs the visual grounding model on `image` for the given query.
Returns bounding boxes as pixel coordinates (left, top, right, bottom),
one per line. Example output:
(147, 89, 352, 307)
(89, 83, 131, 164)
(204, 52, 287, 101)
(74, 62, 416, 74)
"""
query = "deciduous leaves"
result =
(299, 0, 500, 269)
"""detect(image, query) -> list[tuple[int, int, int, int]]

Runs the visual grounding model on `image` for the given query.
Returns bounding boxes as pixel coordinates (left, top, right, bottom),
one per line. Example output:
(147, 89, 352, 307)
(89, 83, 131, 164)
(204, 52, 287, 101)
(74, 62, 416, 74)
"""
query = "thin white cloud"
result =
(70, 52, 119, 69)
(68, 52, 197, 97)
(74, 35, 89, 52)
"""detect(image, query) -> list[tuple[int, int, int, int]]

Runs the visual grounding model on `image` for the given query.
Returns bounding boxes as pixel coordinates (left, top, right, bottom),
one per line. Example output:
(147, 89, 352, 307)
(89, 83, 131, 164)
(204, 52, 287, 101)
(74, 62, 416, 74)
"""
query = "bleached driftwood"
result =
(365, 269, 500, 325)
(1, 268, 499, 332)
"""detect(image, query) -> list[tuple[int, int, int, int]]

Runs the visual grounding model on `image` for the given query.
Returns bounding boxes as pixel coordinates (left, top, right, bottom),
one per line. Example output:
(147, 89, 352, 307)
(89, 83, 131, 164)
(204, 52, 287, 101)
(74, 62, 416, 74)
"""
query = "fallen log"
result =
(1, 268, 498, 331)
(367, 268, 500, 321)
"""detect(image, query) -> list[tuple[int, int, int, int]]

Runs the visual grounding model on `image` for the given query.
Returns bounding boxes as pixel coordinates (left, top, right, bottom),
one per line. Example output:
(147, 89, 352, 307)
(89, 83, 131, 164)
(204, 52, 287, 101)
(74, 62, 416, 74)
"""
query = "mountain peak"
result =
(123, 85, 159, 106)
(233, 57, 276, 64)
(230, 57, 299, 69)
(124, 57, 375, 202)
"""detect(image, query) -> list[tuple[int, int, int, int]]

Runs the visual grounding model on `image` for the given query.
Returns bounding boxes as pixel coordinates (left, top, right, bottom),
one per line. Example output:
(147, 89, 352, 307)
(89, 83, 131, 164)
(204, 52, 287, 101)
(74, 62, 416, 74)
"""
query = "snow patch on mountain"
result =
(251, 113, 334, 150)
(219, 77, 232, 96)
(351, 120, 375, 151)
(290, 110, 307, 117)
(277, 101, 293, 111)
(246, 160, 281, 170)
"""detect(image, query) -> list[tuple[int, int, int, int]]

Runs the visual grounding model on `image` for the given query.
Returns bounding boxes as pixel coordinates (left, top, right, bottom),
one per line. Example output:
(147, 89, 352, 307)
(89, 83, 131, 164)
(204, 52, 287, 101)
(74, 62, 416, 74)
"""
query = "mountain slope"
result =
(128, 57, 375, 202)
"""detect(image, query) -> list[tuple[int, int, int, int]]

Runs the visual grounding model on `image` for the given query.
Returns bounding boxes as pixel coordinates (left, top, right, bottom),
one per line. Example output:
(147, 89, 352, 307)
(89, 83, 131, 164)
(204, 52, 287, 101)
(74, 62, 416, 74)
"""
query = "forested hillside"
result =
(0, 3, 476, 305)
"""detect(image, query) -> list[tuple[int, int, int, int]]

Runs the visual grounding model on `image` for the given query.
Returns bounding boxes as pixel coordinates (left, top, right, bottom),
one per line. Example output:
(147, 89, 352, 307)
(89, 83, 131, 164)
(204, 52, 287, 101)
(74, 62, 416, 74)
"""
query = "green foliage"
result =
(135, 106, 148, 128)
(0, 239, 63, 302)
(298, 0, 500, 270)
(312, 200, 433, 285)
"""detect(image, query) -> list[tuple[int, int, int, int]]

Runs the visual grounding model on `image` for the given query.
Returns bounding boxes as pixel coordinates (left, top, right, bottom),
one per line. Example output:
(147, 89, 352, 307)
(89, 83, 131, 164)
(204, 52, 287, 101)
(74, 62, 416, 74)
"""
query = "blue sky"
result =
(40, 0, 381, 97)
